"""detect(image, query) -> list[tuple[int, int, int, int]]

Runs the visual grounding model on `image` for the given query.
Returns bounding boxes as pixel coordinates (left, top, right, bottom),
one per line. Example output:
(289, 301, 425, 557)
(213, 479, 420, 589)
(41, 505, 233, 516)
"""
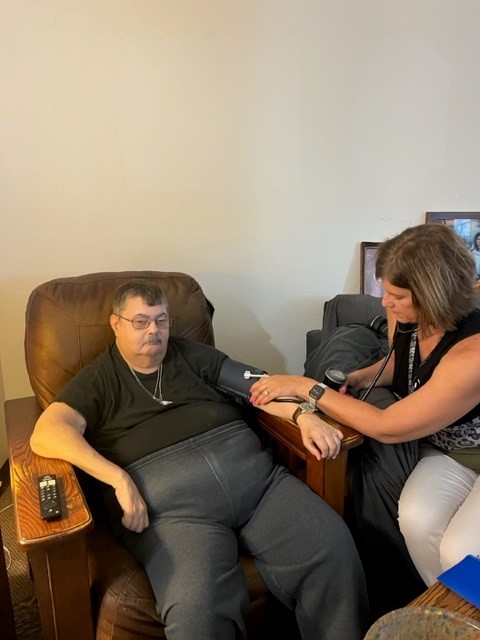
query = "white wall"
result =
(1, 0, 480, 416)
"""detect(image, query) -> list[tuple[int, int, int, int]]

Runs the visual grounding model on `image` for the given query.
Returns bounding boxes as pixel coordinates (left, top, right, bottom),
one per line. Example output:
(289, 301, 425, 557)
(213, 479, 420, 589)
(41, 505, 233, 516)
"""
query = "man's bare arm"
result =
(255, 399, 343, 460)
(30, 402, 148, 532)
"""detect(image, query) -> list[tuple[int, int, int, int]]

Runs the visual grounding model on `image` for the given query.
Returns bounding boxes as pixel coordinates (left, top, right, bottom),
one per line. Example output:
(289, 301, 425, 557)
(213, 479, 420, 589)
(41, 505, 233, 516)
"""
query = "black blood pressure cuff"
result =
(216, 358, 268, 402)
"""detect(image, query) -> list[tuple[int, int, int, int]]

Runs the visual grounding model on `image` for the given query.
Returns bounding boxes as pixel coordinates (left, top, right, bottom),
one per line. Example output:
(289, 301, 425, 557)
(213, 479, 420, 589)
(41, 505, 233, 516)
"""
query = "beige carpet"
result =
(1, 484, 43, 639)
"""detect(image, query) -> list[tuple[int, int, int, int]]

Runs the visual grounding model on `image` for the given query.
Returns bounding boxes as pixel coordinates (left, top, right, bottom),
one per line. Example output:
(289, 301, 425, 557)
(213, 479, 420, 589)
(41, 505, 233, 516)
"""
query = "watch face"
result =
(293, 401, 317, 425)
(309, 384, 325, 401)
(300, 402, 316, 412)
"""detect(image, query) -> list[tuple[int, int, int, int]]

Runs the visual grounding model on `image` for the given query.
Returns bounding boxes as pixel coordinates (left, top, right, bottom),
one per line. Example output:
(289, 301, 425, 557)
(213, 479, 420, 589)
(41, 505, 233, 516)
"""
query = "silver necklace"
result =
(128, 363, 172, 405)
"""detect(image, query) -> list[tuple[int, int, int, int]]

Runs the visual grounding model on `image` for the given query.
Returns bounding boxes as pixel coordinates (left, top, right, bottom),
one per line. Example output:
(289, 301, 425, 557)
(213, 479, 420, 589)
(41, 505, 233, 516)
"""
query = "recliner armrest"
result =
(253, 410, 362, 517)
(5, 396, 95, 640)
(5, 396, 93, 549)
(306, 329, 323, 356)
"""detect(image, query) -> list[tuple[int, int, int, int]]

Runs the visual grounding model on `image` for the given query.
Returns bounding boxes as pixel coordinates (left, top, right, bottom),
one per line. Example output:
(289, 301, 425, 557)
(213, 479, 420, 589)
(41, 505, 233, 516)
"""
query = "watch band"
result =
(309, 382, 327, 405)
(292, 402, 316, 425)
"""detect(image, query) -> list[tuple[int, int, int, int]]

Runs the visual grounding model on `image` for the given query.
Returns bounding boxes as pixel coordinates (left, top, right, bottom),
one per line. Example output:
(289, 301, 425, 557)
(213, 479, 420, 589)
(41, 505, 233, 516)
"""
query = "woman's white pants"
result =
(398, 444, 480, 586)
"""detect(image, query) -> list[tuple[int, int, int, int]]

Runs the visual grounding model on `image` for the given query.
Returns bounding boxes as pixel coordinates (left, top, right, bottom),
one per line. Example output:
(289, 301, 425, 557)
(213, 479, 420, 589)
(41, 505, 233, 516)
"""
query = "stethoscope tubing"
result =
(360, 324, 417, 401)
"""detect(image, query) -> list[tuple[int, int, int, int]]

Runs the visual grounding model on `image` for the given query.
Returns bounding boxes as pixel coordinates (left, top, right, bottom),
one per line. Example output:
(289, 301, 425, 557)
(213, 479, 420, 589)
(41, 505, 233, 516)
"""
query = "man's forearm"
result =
(257, 399, 300, 422)
(30, 413, 126, 490)
(31, 405, 150, 532)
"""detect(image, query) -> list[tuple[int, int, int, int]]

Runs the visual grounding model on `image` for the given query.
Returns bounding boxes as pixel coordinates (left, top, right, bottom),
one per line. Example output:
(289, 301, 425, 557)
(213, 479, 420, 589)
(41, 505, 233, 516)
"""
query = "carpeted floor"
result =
(1, 484, 43, 639)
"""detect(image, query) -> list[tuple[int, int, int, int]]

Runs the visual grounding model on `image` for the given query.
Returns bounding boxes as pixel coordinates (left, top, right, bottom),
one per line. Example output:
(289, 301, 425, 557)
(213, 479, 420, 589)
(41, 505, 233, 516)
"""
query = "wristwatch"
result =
(292, 402, 317, 425)
(309, 382, 327, 406)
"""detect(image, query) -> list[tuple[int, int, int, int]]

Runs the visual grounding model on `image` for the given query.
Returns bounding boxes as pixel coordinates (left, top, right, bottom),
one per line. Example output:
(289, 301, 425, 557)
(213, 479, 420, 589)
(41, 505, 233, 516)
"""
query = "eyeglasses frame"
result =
(117, 314, 173, 330)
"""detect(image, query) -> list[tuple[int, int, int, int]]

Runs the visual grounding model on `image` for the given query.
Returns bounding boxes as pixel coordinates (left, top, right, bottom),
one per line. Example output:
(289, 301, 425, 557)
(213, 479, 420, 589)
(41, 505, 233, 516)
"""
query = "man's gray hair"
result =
(112, 280, 169, 315)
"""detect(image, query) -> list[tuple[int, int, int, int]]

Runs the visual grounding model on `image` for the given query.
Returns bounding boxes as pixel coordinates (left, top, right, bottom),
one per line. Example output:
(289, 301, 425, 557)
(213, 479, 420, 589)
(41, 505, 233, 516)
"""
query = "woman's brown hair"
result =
(375, 224, 477, 333)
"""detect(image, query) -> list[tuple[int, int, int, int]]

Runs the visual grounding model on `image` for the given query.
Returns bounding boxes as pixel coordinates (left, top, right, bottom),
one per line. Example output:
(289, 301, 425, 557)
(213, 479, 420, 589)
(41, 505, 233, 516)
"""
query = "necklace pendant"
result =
(128, 362, 172, 405)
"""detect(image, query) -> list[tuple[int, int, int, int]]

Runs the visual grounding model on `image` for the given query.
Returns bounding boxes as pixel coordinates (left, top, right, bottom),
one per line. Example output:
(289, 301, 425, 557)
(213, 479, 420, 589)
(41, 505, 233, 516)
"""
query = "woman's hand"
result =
(340, 372, 362, 394)
(250, 374, 311, 405)
(296, 413, 344, 460)
(341, 370, 374, 393)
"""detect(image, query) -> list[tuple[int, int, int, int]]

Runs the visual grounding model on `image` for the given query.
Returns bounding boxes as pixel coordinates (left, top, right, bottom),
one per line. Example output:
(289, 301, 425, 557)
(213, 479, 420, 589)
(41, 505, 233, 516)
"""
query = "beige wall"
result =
(1, 1, 480, 438)
(0, 358, 6, 465)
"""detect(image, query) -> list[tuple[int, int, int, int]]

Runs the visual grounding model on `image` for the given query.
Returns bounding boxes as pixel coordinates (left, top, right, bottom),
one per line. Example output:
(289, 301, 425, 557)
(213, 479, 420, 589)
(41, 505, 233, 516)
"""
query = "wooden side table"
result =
(410, 581, 480, 624)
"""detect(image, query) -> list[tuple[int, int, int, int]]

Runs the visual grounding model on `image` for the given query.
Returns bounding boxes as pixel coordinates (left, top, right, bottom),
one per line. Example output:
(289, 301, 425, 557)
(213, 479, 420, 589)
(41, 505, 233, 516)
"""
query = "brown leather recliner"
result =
(5, 271, 362, 640)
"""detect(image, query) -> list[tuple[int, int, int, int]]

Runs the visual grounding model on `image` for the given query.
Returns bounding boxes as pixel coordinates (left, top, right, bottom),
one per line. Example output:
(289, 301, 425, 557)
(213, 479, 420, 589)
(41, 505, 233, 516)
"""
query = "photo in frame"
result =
(426, 212, 480, 280)
(360, 242, 384, 297)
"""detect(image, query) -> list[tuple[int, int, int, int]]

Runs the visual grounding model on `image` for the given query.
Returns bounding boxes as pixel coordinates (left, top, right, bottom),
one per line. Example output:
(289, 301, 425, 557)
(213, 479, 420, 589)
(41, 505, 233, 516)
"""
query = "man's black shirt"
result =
(55, 338, 244, 467)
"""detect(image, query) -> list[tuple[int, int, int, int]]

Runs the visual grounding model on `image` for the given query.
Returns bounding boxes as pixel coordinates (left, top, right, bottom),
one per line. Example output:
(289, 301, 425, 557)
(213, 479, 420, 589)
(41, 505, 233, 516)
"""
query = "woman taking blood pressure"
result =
(250, 224, 480, 615)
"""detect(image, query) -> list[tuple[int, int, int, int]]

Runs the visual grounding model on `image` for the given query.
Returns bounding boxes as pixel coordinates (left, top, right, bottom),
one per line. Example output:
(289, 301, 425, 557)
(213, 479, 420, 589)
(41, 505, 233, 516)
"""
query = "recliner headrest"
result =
(25, 271, 214, 409)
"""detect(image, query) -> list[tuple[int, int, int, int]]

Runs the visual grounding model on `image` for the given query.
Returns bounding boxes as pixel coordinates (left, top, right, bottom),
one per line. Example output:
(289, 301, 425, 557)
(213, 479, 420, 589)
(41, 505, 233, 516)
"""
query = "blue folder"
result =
(437, 555, 480, 608)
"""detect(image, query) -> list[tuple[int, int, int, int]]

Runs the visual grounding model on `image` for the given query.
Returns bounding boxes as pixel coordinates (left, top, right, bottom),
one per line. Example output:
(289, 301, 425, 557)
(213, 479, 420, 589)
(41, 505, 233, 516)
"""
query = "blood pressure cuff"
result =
(216, 358, 268, 402)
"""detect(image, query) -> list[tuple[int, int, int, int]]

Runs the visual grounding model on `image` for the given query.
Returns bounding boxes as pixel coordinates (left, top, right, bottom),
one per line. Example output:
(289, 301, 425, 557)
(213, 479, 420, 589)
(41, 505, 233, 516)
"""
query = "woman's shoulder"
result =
(426, 311, 480, 369)
(455, 307, 480, 336)
(445, 329, 480, 363)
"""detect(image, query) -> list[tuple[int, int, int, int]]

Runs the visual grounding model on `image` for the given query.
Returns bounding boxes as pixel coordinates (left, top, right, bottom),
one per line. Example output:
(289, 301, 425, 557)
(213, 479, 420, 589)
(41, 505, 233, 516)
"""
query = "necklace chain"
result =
(128, 363, 172, 405)
(407, 330, 445, 394)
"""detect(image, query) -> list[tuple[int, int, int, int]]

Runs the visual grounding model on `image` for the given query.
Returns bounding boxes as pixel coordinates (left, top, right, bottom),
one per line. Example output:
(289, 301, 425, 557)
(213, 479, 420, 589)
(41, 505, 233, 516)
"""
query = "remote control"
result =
(38, 474, 62, 521)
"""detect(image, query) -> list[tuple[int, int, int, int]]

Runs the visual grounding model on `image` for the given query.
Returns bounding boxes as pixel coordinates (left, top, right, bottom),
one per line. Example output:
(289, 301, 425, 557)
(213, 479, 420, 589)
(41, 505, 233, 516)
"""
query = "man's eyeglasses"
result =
(117, 315, 173, 330)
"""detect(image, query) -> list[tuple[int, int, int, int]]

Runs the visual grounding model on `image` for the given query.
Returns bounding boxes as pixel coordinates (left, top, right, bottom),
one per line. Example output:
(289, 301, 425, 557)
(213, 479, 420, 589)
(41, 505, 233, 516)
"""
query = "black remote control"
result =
(38, 474, 62, 521)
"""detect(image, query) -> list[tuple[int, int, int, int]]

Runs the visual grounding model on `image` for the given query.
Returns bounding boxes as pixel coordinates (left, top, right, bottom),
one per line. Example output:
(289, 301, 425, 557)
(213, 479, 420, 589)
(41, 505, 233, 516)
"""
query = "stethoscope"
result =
(360, 323, 417, 401)
(244, 322, 419, 402)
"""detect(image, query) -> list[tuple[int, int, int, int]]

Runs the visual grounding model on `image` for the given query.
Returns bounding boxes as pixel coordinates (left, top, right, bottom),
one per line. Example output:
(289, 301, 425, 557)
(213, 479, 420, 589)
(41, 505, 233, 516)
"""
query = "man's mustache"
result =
(143, 335, 163, 345)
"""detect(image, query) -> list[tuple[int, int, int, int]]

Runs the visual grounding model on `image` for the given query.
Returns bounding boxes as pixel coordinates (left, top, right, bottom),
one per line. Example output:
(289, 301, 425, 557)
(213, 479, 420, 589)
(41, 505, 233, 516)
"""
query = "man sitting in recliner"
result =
(30, 279, 367, 640)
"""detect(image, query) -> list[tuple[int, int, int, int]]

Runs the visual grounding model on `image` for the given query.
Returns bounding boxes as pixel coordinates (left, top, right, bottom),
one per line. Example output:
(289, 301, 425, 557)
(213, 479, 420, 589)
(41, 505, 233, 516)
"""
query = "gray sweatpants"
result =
(111, 421, 368, 640)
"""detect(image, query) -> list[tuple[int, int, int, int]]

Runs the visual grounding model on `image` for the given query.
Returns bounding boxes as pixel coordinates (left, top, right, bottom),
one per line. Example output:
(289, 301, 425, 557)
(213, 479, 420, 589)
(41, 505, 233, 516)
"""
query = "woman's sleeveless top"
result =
(392, 309, 480, 452)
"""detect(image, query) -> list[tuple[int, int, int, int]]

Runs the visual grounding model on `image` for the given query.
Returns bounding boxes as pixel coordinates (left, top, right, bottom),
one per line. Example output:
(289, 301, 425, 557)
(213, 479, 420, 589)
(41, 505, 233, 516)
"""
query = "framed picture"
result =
(426, 212, 480, 280)
(360, 242, 384, 297)
(425, 212, 480, 249)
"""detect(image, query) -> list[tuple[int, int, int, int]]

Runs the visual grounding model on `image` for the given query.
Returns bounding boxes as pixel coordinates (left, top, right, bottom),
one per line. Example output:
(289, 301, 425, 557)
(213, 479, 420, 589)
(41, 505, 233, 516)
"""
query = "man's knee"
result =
(159, 574, 248, 639)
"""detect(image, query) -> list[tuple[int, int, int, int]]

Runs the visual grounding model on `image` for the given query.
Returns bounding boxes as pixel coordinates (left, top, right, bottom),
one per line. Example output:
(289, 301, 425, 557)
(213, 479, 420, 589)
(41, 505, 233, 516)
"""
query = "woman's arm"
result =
(250, 335, 480, 443)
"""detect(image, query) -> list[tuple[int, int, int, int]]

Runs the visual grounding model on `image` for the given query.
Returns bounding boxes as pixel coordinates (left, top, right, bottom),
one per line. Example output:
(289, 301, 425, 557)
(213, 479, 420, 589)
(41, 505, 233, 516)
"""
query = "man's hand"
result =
(296, 413, 344, 460)
(114, 472, 149, 533)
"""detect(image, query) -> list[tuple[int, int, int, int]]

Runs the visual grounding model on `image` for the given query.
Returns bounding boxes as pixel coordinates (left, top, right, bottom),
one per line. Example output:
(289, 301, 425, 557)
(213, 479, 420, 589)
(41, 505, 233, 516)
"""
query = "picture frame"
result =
(425, 212, 480, 249)
(426, 212, 480, 281)
(360, 242, 384, 297)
